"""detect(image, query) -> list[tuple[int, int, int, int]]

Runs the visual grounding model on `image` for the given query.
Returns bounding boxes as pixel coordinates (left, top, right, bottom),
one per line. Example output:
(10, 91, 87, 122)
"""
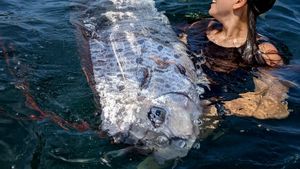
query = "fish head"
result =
(150, 93, 201, 163)
(128, 93, 202, 163)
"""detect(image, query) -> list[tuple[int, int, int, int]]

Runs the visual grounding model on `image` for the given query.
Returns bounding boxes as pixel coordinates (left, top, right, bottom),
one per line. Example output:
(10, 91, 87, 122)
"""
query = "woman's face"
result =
(209, 0, 236, 19)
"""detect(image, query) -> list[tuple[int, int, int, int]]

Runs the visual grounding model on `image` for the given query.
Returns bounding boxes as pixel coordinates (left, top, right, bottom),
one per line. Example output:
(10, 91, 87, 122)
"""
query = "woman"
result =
(179, 0, 289, 121)
(207, 0, 283, 67)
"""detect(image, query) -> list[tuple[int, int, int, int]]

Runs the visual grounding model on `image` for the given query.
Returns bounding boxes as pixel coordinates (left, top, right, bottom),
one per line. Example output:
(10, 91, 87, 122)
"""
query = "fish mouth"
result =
(152, 136, 195, 164)
(134, 132, 194, 163)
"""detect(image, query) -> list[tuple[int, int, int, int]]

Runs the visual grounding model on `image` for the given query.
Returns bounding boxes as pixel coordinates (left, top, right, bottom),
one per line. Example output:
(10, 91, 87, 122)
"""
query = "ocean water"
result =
(0, 0, 299, 169)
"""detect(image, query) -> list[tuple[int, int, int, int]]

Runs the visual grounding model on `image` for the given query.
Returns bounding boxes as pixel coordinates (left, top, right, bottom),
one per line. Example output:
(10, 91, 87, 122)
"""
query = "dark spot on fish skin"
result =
(152, 58, 170, 69)
(139, 68, 150, 89)
(136, 58, 143, 64)
(137, 95, 146, 102)
(141, 48, 147, 53)
(96, 60, 106, 66)
(94, 68, 102, 71)
(154, 78, 164, 83)
(176, 64, 186, 75)
(165, 41, 170, 44)
(106, 54, 114, 58)
(101, 48, 107, 53)
(117, 85, 125, 91)
(124, 52, 134, 58)
(157, 45, 163, 51)
(105, 77, 113, 82)
(116, 99, 122, 104)
(174, 54, 180, 59)
(138, 39, 145, 44)
(165, 84, 171, 88)
(123, 14, 130, 20)
(116, 48, 123, 52)
(107, 72, 115, 76)
(118, 107, 125, 113)
(127, 68, 136, 72)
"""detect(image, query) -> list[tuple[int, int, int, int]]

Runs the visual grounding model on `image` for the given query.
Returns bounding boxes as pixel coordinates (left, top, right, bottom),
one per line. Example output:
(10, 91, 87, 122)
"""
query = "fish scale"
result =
(81, 0, 206, 163)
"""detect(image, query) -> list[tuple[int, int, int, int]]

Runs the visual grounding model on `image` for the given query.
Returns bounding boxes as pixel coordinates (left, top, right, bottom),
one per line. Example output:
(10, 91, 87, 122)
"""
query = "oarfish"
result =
(77, 0, 205, 163)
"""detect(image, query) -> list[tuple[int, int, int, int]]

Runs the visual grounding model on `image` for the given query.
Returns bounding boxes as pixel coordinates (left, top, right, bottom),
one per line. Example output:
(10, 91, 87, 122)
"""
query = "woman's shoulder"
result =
(257, 34, 284, 67)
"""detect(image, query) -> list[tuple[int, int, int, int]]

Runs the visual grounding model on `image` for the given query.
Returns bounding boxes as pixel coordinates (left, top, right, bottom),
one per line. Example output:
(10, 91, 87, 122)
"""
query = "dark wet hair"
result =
(251, 0, 276, 15)
(242, 0, 276, 65)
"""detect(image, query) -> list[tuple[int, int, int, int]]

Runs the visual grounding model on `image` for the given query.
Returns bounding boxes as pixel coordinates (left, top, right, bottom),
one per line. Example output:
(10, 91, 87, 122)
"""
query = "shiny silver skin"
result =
(81, 0, 204, 162)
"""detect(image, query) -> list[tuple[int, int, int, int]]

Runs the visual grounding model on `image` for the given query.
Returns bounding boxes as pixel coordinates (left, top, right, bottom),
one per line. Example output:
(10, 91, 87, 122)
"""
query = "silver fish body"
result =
(81, 0, 204, 162)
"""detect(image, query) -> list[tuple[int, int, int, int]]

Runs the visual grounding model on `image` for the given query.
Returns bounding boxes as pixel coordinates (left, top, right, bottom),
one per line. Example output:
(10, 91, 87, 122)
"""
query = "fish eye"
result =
(155, 109, 161, 116)
(148, 107, 166, 128)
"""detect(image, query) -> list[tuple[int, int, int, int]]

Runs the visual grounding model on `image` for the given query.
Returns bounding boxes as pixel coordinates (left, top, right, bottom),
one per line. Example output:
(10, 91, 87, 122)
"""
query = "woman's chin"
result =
(208, 9, 215, 17)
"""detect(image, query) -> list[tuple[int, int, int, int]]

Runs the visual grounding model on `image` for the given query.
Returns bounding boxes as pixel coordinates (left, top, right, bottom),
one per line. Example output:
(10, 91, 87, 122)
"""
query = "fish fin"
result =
(48, 152, 96, 163)
(99, 146, 134, 167)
